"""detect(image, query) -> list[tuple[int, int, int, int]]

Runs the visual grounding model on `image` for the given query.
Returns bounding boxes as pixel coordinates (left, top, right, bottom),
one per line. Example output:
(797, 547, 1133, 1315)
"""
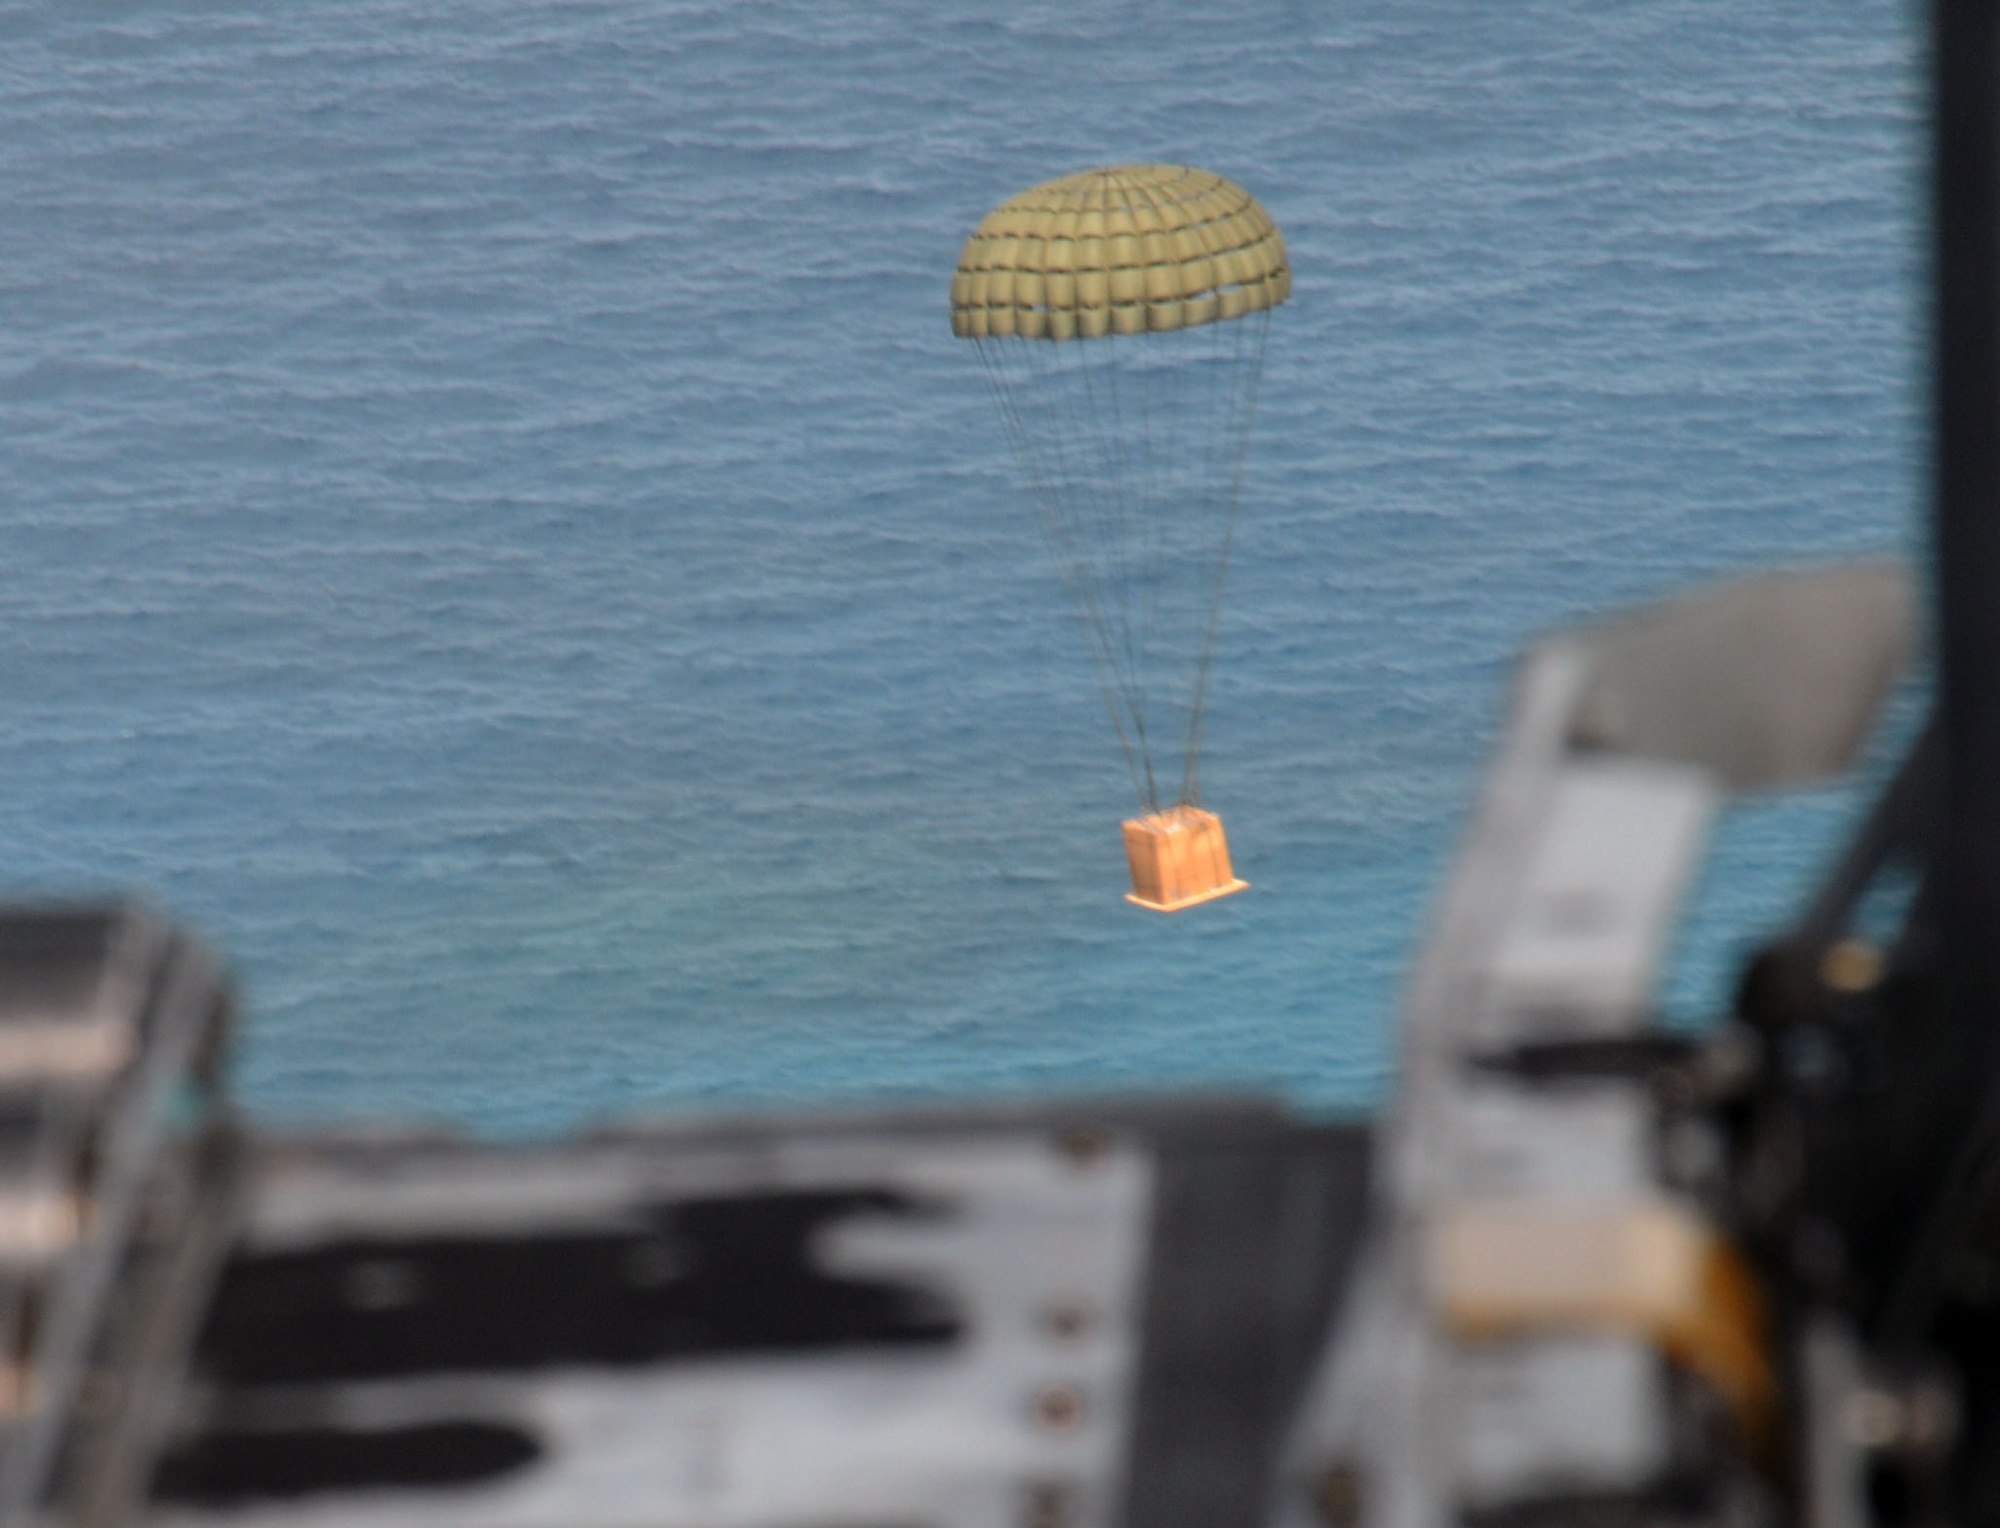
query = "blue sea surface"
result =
(0, 0, 1924, 1134)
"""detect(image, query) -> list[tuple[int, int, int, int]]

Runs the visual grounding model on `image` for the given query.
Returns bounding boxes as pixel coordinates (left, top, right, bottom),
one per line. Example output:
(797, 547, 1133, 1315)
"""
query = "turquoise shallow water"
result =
(0, 0, 1925, 1134)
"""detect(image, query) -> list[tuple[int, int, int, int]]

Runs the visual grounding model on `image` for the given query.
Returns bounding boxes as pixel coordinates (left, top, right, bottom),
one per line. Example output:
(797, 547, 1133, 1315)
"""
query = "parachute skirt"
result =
(1122, 805, 1247, 913)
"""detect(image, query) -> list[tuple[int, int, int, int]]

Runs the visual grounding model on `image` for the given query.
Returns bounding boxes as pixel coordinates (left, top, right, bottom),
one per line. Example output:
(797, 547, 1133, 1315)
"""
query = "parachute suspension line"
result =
(1128, 326, 1167, 809)
(1180, 313, 1241, 803)
(1169, 317, 1221, 804)
(975, 339, 1149, 806)
(979, 340, 1150, 804)
(1101, 339, 1152, 800)
(1182, 305, 1271, 808)
(1052, 337, 1159, 806)
(979, 342, 1147, 803)
(985, 316, 1270, 816)
(1073, 337, 1159, 809)
(1184, 312, 1264, 812)
(987, 313, 1272, 815)
(1113, 182, 1171, 813)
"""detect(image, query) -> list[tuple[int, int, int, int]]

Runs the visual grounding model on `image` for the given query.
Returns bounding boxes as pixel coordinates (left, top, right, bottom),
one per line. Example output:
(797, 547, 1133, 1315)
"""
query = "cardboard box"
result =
(1122, 806, 1248, 912)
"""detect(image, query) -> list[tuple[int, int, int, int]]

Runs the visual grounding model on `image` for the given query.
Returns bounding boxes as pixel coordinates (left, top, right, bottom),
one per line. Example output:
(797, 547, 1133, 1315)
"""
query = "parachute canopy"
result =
(950, 165, 1290, 340)
(953, 166, 1289, 818)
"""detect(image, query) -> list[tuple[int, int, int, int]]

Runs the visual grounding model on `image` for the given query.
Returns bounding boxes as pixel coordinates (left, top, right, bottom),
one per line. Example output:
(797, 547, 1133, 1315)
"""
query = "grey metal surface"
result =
(1452, 1338, 1669, 1508)
(1476, 761, 1716, 1043)
(127, 1102, 1372, 1528)
(1798, 1318, 1868, 1528)
(1443, 1081, 1653, 1200)
(149, 1124, 1155, 1528)
(1567, 560, 1914, 791)
(1120, 1120, 1369, 1528)
(0, 907, 237, 1528)
(1277, 561, 1917, 1528)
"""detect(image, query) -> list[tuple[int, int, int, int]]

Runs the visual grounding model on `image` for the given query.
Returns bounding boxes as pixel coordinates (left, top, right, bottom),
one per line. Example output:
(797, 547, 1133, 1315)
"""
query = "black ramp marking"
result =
(194, 1188, 961, 1385)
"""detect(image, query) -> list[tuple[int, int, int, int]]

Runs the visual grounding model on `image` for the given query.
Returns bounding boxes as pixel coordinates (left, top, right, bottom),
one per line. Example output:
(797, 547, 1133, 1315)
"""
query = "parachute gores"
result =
(951, 165, 1290, 910)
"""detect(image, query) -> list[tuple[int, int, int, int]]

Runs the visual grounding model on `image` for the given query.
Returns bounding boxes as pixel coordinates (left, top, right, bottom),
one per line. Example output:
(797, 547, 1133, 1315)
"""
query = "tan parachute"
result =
(950, 165, 1290, 340)
(952, 166, 1289, 910)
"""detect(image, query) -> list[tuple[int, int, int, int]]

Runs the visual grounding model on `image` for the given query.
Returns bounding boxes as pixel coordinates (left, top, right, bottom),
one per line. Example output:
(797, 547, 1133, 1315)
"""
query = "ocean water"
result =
(0, 0, 1924, 1135)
